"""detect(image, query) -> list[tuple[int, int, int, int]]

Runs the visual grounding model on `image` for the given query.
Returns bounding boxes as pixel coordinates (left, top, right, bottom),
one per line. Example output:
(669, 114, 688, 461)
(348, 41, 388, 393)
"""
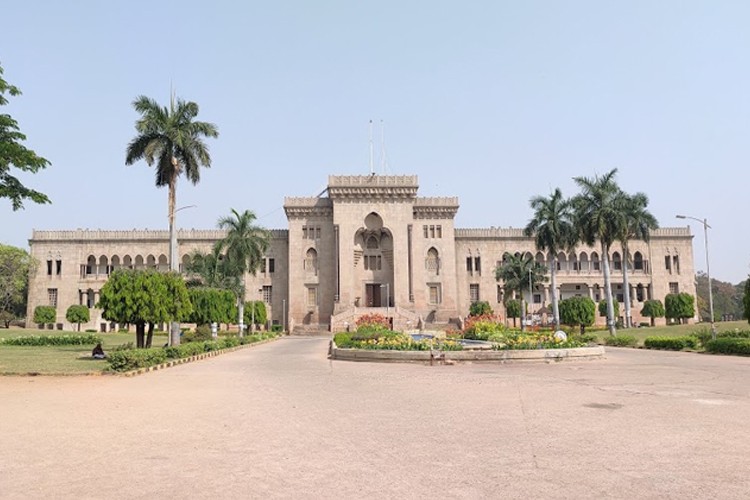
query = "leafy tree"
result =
(744, 278, 750, 323)
(599, 298, 620, 319)
(665, 293, 695, 325)
(185, 287, 236, 326)
(217, 209, 270, 335)
(572, 169, 624, 336)
(695, 272, 744, 322)
(0, 63, 51, 210)
(524, 188, 576, 330)
(469, 300, 493, 317)
(244, 300, 268, 329)
(640, 299, 665, 327)
(0, 244, 35, 327)
(33, 305, 55, 326)
(126, 94, 218, 345)
(98, 269, 192, 347)
(559, 296, 596, 333)
(65, 305, 90, 331)
(495, 252, 548, 331)
(616, 192, 658, 328)
(505, 299, 521, 327)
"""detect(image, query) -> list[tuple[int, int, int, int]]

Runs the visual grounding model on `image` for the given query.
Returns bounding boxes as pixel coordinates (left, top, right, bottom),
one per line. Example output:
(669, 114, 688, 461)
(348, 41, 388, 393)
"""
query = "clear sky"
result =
(2, 1, 749, 283)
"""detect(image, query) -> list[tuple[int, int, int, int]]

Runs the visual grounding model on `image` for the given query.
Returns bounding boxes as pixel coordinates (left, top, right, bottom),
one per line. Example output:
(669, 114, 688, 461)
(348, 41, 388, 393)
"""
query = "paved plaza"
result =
(1, 338, 749, 499)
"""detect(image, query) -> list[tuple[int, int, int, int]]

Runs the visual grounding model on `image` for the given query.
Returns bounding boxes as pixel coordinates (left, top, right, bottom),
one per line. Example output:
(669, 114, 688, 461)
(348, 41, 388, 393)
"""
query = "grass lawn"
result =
(0, 328, 167, 375)
(611, 320, 749, 345)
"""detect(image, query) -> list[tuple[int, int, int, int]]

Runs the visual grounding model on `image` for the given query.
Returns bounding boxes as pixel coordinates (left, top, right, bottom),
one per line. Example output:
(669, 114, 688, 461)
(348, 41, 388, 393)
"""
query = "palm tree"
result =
(495, 252, 548, 331)
(523, 188, 576, 331)
(617, 192, 658, 328)
(571, 169, 623, 336)
(184, 242, 239, 291)
(126, 94, 218, 345)
(218, 209, 270, 335)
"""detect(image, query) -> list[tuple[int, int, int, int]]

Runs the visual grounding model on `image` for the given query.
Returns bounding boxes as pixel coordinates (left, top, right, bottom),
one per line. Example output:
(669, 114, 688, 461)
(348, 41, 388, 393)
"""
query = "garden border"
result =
(330, 341, 605, 363)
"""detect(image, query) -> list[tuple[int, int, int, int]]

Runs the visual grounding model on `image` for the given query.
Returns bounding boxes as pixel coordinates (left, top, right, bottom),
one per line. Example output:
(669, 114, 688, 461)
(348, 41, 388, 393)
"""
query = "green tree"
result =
(185, 242, 238, 290)
(469, 301, 493, 317)
(98, 269, 192, 347)
(524, 188, 576, 330)
(217, 209, 270, 335)
(65, 304, 90, 332)
(244, 300, 268, 329)
(33, 305, 55, 327)
(125, 94, 218, 345)
(495, 252, 548, 331)
(616, 192, 658, 328)
(695, 272, 744, 322)
(505, 299, 521, 327)
(0, 244, 35, 327)
(665, 293, 695, 325)
(599, 298, 620, 319)
(559, 296, 596, 333)
(744, 278, 750, 323)
(640, 299, 665, 327)
(572, 169, 624, 336)
(0, 63, 51, 210)
(185, 287, 236, 326)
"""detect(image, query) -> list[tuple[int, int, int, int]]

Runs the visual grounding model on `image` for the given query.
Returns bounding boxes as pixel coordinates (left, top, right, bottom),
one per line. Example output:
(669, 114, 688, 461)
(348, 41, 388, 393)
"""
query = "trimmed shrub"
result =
(107, 349, 168, 371)
(469, 301, 493, 317)
(644, 336, 700, 350)
(33, 305, 56, 325)
(604, 335, 637, 347)
(355, 313, 390, 333)
(0, 334, 102, 346)
(183, 325, 213, 343)
(463, 314, 505, 340)
(704, 338, 750, 355)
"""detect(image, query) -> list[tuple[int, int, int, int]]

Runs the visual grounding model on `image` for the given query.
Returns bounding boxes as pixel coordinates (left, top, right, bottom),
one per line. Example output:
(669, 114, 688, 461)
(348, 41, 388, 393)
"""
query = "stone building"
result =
(26, 174, 697, 332)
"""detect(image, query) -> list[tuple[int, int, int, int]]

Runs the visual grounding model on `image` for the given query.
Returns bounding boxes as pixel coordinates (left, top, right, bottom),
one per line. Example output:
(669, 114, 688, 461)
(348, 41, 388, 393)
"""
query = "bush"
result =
(33, 305, 56, 325)
(355, 313, 390, 333)
(704, 338, 750, 355)
(604, 335, 637, 347)
(463, 314, 505, 340)
(183, 324, 213, 343)
(0, 334, 102, 346)
(573, 333, 598, 344)
(107, 348, 168, 371)
(644, 336, 700, 350)
(469, 301, 493, 317)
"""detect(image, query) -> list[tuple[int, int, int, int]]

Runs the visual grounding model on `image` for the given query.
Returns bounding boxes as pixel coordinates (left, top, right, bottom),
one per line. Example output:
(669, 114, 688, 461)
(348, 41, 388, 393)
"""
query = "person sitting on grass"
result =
(91, 343, 106, 359)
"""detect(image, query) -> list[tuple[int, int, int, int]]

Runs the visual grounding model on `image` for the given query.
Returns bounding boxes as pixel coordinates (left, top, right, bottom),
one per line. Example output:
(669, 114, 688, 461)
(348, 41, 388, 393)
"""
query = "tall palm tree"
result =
(617, 192, 658, 328)
(495, 252, 548, 331)
(126, 94, 218, 345)
(523, 188, 576, 331)
(218, 209, 270, 335)
(571, 169, 623, 336)
(184, 241, 239, 291)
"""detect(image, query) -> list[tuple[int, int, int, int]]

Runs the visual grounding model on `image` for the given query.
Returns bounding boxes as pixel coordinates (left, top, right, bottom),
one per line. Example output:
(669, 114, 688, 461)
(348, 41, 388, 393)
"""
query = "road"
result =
(1, 337, 749, 499)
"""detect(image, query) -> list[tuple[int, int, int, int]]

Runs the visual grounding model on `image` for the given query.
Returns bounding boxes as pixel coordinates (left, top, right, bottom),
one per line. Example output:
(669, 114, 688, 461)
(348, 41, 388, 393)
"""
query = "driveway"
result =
(1, 338, 749, 499)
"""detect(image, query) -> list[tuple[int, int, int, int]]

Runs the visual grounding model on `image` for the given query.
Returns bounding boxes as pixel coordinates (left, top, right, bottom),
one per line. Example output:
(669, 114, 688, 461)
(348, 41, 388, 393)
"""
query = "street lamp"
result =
(528, 268, 533, 327)
(380, 283, 390, 315)
(167, 204, 197, 346)
(676, 215, 715, 340)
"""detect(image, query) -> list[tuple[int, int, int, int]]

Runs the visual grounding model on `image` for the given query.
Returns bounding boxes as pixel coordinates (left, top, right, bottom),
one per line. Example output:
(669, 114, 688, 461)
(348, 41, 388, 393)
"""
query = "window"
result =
(436, 225, 442, 238)
(426, 248, 439, 274)
(669, 282, 679, 294)
(634, 252, 644, 271)
(260, 259, 266, 273)
(305, 248, 318, 275)
(673, 256, 680, 274)
(474, 257, 481, 275)
(423, 225, 428, 238)
(262, 285, 272, 304)
(428, 284, 441, 305)
(307, 286, 318, 307)
(56, 260, 62, 275)
(316, 227, 321, 239)
(612, 252, 622, 271)
(86, 289, 95, 308)
(268, 258, 275, 273)
(533, 294, 542, 304)
(665, 256, 671, 272)
(466, 257, 473, 273)
(616, 294, 624, 302)
(497, 285, 503, 303)
(47, 288, 58, 307)
(429, 225, 435, 238)
(302, 226, 308, 239)
(470, 284, 480, 303)
(364, 255, 381, 271)
(46, 260, 53, 276)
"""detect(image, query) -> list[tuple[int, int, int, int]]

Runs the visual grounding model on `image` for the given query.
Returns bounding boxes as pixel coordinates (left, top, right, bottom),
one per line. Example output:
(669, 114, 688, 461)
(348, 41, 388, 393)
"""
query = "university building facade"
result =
(26, 174, 697, 332)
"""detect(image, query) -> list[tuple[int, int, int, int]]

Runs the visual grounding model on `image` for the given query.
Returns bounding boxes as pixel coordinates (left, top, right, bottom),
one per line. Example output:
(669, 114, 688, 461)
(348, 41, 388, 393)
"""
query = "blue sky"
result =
(2, 1, 749, 283)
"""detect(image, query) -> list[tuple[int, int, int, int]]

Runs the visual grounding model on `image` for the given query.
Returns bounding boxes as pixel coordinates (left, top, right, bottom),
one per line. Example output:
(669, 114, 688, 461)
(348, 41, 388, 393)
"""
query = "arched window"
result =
(158, 254, 168, 271)
(181, 254, 191, 273)
(557, 252, 567, 272)
(134, 255, 144, 269)
(612, 251, 622, 271)
(568, 252, 578, 272)
(99, 255, 109, 275)
(146, 255, 157, 269)
(633, 251, 644, 271)
(591, 252, 601, 272)
(111, 255, 120, 272)
(366, 236, 379, 249)
(305, 248, 318, 275)
(535, 252, 545, 266)
(579, 252, 589, 272)
(123, 255, 133, 269)
(426, 247, 440, 275)
(86, 255, 96, 275)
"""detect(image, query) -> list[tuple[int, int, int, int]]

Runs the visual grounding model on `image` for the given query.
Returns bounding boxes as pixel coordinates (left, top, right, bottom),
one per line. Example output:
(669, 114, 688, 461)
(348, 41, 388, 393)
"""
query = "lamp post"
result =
(167, 204, 196, 346)
(528, 268, 533, 327)
(676, 215, 715, 340)
(380, 283, 390, 315)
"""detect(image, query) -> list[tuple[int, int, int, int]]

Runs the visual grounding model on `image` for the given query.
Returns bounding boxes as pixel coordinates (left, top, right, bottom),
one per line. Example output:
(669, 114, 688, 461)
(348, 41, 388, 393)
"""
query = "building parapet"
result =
(651, 227, 692, 237)
(328, 174, 418, 187)
(328, 174, 418, 200)
(455, 226, 692, 240)
(30, 228, 288, 243)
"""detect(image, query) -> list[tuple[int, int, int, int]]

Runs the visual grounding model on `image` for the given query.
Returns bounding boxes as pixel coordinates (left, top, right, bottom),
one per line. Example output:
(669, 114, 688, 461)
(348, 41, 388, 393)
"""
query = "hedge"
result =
(694, 329, 750, 345)
(604, 335, 637, 347)
(643, 336, 700, 351)
(0, 334, 102, 346)
(703, 338, 750, 356)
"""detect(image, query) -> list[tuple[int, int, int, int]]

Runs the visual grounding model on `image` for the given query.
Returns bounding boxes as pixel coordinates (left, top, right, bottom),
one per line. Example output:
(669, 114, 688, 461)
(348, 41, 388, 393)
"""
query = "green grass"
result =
(0, 328, 167, 375)
(611, 320, 749, 346)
